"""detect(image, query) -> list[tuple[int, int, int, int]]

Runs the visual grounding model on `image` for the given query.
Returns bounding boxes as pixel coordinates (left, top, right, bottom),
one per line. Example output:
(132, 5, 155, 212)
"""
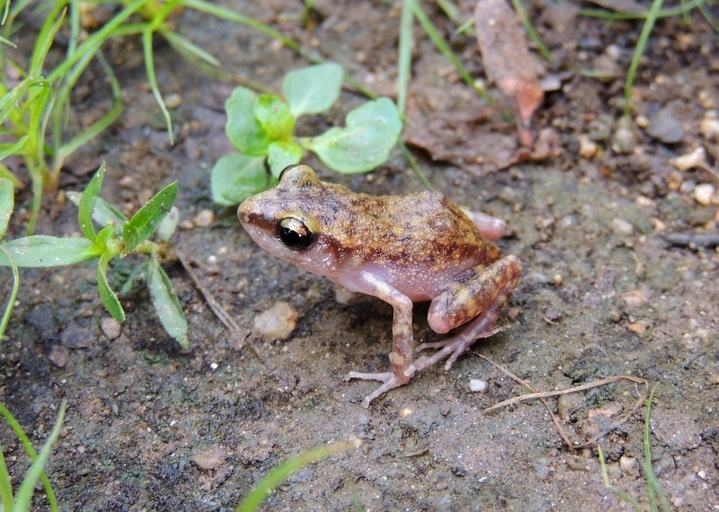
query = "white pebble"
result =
(469, 379, 489, 393)
(694, 183, 716, 206)
(671, 147, 708, 172)
(253, 301, 299, 340)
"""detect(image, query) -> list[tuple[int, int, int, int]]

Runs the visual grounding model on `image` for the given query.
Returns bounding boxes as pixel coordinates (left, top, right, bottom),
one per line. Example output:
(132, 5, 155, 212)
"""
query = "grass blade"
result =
(643, 384, 671, 512)
(13, 400, 66, 512)
(509, 0, 551, 60)
(0, 438, 13, 510)
(237, 439, 361, 512)
(48, 0, 147, 81)
(53, 52, 124, 178)
(29, 2, 66, 78)
(0, 401, 64, 511)
(0, 246, 19, 341)
(397, 0, 413, 117)
(406, 0, 490, 102)
(597, 445, 643, 510)
(624, 0, 664, 117)
(142, 26, 174, 144)
(160, 28, 220, 67)
(181, 0, 301, 52)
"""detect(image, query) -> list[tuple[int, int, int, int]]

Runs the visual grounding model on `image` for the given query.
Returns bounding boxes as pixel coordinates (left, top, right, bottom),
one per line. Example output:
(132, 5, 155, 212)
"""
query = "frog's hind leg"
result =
(414, 255, 521, 372)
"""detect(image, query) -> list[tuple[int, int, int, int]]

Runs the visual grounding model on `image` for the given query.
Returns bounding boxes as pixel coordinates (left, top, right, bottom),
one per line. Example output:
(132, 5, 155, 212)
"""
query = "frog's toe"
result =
(345, 371, 408, 408)
(415, 340, 447, 352)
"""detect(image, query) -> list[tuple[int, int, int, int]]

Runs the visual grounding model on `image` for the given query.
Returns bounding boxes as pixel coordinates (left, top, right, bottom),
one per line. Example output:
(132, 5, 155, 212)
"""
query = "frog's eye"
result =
(277, 217, 315, 250)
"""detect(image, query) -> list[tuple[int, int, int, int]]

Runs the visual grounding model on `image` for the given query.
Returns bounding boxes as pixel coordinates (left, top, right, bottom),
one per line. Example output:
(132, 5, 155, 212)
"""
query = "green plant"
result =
(0, 163, 188, 348)
(0, 400, 66, 512)
(579, 0, 718, 116)
(0, 0, 309, 233)
(236, 438, 360, 512)
(598, 384, 671, 512)
(211, 62, 402, 205)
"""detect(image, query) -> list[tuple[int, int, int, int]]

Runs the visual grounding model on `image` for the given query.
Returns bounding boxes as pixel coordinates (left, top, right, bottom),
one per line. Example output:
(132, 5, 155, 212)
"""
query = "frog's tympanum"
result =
(239, 165, 522, 407)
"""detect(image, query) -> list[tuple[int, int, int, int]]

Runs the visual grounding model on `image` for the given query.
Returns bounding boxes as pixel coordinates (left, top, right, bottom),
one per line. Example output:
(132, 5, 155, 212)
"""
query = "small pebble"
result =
(193, 209, 215, 228)
(700, 115, 719, 140)
(619, 455, 637, 473)
(622, 289, 648, 308)
(671, 147, 708, 172)
(48, 345, 69, 368)
(646, 105, 684, 144)
(627, 320, 651, 334)
(164, 93, 182, 110)
(577, 134, 598, 159)
(611, 218, 634, 235)
(253, 301, 299, 340)
(100, 317, 122, 340)
(191, 446, 227, 470)
(469, 379, 489, 393)
(611, 118, 635, 154)
(694, 183, 716, 206)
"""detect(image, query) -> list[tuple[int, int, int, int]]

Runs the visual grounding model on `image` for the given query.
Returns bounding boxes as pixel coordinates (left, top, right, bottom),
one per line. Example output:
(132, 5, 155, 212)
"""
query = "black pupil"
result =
(278, 218, 314, 250)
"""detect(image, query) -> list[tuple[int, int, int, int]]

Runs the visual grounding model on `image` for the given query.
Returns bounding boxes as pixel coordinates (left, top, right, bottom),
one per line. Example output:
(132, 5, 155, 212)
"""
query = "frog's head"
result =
(238, 165, 342, 276)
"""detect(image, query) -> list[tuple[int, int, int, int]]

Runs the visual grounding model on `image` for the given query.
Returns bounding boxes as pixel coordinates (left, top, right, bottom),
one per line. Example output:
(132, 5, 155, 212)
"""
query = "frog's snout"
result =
(237, 197, 255, 226)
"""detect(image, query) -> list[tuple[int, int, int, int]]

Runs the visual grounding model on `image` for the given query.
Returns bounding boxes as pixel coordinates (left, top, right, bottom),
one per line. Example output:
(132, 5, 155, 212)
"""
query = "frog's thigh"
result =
(428, 255, 521, 334)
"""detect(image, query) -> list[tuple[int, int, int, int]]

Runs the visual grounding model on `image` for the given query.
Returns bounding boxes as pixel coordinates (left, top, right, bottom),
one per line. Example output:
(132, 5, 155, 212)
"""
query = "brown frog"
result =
(239, 165, 522, 407)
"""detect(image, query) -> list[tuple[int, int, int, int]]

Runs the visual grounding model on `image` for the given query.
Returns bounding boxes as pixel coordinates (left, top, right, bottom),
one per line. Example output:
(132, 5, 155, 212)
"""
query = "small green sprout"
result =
(0, 163, 188, 349)
(0, 400, 66, 512)
(211, 62, 402, 206)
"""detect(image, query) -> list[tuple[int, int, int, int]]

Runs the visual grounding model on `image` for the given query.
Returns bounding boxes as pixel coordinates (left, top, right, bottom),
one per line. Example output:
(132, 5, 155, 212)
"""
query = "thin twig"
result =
(476, 353, 649, 449)
(176, 250, 281, 383)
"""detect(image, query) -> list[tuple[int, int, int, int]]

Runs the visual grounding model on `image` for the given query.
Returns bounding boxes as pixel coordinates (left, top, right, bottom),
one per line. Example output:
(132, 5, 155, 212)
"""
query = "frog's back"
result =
(325, 188, 502, 275)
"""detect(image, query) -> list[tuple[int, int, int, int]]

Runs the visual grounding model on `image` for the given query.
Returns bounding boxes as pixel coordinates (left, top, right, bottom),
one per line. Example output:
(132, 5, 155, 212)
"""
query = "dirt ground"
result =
(1, 0, 718, 510)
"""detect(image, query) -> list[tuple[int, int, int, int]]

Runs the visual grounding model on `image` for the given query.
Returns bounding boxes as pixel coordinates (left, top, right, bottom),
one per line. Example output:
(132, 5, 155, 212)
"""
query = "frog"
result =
(238, 165, 522, 407)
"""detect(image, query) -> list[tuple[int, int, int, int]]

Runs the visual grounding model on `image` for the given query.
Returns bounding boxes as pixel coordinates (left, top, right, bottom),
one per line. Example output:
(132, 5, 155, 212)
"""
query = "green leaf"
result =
(122, 181, 178, 252)
(225, 86, 271, 156)
(0, 136, 28, 161)
(210, 153, 268, 206)
(0, 178, 13, 240)
(283, 62, 343, 118)
(68, 192, 129, 234)
(14, 400, 66, 512)
(147, 257, 188, 349)
(267, 141, 303, 178)
(255, 95, 295, 140)
(0, 236, 101, 267)
(300, 97, 402, 173)
(78, 162, 106, 241)
(97, 252, 125, 322)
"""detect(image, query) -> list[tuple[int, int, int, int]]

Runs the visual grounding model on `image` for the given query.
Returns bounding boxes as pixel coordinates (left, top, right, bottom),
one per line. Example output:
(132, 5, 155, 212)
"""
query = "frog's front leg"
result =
(344, 271, 417, 407)
(414, 255, 522, 372)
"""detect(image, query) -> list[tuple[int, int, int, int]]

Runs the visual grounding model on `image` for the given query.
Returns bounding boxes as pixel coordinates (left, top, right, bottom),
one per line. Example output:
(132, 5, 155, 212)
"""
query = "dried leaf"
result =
(475, 0, 544, 146)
